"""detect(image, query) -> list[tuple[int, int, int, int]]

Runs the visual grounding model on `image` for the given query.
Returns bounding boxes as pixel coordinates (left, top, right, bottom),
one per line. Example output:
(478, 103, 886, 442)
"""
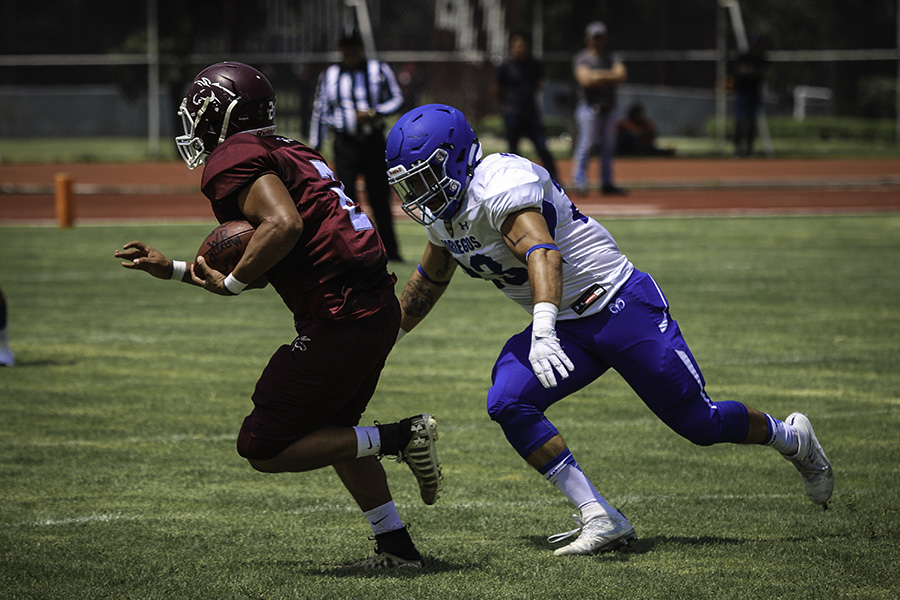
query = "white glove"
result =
(529, 302, 575, 389)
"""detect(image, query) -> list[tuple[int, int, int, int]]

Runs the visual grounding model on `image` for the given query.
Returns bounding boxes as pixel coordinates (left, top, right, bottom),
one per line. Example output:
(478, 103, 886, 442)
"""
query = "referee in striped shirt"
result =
(310, 27, 405, 262)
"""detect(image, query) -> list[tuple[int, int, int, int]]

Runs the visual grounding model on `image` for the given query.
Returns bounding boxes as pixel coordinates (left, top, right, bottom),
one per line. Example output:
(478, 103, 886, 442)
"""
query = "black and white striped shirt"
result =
(309, 59, 404, 148)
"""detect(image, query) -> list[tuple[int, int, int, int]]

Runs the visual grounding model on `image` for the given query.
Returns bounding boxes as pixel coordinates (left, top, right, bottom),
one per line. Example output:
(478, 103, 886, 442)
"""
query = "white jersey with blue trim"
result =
(424, 152, 634, 320)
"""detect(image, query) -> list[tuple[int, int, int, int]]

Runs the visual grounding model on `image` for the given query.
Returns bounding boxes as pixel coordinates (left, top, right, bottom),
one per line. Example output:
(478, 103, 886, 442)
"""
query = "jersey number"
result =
(311, 160, 373, 231)
(458, 253, 528, 290)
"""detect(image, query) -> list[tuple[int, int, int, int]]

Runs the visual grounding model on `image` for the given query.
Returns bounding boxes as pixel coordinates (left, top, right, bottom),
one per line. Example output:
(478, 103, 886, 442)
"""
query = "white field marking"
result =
(30, 514, 141, 527)
(713, 354, 842, 366)
(24, 488, 872, 529)
(17, 499, 560, 528)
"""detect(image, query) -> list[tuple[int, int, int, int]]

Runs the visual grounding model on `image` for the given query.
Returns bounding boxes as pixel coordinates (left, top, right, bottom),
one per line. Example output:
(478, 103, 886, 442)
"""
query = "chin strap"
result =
(191, 97, 211, 135)
(467, 140, 483, 176)
(217, 98, 239, 146)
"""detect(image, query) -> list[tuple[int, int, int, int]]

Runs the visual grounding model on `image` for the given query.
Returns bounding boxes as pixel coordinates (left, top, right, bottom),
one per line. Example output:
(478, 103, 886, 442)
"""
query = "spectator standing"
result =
(572, 21, 628, 196)
(731, 35, 770, 157)
(310, 27, 405, 261)
(492, 31, 559, 182)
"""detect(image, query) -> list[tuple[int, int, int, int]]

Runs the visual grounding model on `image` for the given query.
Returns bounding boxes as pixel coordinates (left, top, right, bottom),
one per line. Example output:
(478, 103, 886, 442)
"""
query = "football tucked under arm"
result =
(194, 220, 268, 289)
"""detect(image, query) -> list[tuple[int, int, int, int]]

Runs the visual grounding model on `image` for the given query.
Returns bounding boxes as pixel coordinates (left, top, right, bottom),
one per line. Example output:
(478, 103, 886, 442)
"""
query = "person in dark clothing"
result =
(492, 31, 559, 182)
(616, 103, 675, 156)
(731, 36, 770, 157)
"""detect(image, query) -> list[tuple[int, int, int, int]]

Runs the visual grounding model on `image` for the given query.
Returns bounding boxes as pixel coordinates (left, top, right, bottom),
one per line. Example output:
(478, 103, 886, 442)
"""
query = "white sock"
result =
(353, 426, 381, 458)
(764, 414, 799, 455)
(547, 462, 616, 522)
(363, 501, 403, 536)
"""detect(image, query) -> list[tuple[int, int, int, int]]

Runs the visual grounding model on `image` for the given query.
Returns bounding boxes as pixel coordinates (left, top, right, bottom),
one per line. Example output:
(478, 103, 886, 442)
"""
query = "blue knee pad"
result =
(488, 402, 559, 459)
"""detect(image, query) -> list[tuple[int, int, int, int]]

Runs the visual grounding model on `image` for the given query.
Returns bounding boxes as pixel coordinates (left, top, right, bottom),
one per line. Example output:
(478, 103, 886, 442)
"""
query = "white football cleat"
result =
(549, 510, 637, 556)
(784, 412, 834, 506)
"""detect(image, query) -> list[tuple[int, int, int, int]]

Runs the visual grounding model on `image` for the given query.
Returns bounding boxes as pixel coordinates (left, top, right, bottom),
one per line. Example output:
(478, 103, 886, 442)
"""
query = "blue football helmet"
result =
(385, 104, 482, 225)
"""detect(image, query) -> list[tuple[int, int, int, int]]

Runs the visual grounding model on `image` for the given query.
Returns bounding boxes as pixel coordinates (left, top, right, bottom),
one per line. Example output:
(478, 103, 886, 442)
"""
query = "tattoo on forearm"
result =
(400, 280, 435, 318)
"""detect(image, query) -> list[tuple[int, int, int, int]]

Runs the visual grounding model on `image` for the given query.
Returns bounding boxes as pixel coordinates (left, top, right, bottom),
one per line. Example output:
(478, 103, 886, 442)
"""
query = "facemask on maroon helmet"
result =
(176, 61, 276, 169)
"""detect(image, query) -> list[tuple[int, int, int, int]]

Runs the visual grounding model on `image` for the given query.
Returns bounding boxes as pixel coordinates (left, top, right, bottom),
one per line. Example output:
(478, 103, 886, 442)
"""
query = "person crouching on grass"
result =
(386, 103, 833, 556)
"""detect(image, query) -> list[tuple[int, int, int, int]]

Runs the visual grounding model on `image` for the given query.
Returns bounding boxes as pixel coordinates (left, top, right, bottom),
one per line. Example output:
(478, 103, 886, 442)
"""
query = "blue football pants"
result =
(487, 270, 749, 458)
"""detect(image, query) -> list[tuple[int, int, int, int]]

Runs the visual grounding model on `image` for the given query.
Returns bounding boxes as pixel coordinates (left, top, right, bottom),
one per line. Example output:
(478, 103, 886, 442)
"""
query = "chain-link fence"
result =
(1, 0, 898, 156)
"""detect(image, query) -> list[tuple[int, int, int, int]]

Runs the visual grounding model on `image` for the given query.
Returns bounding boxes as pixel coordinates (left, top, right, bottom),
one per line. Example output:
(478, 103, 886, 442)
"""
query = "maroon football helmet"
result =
(176, 62, 276, 169)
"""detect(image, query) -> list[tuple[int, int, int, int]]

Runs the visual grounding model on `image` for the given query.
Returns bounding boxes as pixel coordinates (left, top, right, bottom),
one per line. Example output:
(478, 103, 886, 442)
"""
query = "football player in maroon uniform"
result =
(115, 62, 440, 569)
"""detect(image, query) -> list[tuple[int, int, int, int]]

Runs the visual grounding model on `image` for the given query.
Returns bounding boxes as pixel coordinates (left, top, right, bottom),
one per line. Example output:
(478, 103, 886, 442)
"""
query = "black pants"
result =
(503, 111, 559, 182)
(332, 131, 401, 260)
(733, 92, 761, 156)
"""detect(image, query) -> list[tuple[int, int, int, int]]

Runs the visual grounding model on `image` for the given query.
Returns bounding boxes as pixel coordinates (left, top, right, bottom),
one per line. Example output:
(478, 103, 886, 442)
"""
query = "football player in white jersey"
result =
(386, 104, 833, 556)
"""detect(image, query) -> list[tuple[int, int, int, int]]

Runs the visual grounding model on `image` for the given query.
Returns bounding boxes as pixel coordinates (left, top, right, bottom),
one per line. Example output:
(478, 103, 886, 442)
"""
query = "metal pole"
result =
(716, 1, 728, 152)
(722, 0, 773, 156)
(147, 0, 161, 158)
(346, 0, 377, 59)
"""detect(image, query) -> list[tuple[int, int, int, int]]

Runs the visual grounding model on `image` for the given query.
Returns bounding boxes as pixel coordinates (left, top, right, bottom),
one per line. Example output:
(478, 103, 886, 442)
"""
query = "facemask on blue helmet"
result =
(385, 104, 481, 225)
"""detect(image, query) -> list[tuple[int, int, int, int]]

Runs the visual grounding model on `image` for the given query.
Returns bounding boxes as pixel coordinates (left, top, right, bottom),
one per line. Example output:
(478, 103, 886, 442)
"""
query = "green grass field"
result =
(1, 216, 898, 599)
(2, 131, 899, 163)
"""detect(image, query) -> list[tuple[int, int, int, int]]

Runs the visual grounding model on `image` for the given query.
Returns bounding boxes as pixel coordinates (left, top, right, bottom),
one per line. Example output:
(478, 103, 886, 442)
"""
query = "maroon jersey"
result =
(201, 133, 395, 324)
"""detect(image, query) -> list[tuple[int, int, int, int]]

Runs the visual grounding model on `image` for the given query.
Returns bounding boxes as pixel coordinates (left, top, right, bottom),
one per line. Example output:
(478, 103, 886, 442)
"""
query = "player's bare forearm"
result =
(527, 248, 563, 307)
(399, 277, 440, 322)
(399, 243, 456, 332)
(422, 242, 457, 282)
(233, 218, 301, 283)
(233, 174, 304, 284)
(576, 63, 627, 88)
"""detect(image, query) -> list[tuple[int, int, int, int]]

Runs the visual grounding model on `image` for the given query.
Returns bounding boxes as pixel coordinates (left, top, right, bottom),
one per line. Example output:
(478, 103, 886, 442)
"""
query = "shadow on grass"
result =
(522, 533, 745, 558)
(4, 358, 77, 367)
(253, 556, 476, 578)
